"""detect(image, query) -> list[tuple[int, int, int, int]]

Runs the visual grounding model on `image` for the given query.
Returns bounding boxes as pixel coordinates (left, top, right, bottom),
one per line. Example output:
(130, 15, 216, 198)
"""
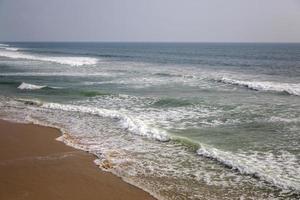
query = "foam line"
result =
(0, 49, 98, 66)
(218, 77, 300, 96)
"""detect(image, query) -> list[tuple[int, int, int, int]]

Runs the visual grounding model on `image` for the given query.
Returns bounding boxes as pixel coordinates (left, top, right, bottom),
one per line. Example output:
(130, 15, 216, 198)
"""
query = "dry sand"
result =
(0, 119, 156, 200)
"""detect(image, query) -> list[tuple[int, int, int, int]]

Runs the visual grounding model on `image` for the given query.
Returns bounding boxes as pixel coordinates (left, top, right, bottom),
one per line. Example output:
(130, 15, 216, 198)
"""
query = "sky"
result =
(0, 0, 300, 42)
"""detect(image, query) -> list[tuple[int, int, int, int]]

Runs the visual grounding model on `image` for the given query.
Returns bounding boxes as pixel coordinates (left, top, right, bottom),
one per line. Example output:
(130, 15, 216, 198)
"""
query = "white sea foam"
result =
(218, 77, 300, 96)
(18, 82, 47, 90)
(41, 103, 170, 142)
(0, 43, 9, 47)
(0, 43, 19, 51)
(1, 97, 299, 199)
(0, 49, 98, 66)
(4, 47, 19, 51)
(197, 145, 300, 191)
(269, 116, 300, 124)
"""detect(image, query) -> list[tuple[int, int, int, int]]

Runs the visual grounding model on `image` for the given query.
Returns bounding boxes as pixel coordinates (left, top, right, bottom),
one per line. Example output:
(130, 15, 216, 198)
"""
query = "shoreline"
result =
(0, 119, 156, 200)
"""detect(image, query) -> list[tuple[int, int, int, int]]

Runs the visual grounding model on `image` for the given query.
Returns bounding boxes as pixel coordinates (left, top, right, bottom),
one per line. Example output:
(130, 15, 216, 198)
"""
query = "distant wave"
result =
(217, 77, 300, 96)
(20, 48, 133, 59)
(17, 82, 60, 90)
(0, 43, 9, 47)
(18, 82, 47, 90)
(4, 47, 19, 51)
(0, 48, 98, 66)
(0, 44, 19, 51)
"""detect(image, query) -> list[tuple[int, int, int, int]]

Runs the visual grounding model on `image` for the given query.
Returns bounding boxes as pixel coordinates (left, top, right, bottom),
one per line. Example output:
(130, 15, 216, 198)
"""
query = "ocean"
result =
(0, 42, 299, 199)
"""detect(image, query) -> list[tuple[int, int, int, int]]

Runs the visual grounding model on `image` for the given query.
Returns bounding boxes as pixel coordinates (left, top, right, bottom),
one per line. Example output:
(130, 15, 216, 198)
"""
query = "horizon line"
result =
(1, 40, 300, 44)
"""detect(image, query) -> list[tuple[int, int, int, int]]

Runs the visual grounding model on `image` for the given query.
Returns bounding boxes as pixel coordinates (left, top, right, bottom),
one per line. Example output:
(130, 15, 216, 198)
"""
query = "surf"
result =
(197, 144, 300, 192)
(217, 77, 300, 96)
(41, 102, 170, 142)
(15, 97, 300, 192)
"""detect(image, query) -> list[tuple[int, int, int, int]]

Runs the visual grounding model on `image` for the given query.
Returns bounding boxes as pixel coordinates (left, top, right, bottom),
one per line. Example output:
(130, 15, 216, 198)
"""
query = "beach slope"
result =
(0, 119, 155, 200)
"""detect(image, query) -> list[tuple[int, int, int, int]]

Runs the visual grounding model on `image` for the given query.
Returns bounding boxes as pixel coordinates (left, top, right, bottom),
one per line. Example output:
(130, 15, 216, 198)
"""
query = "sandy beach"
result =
(0, 119, 155, 200)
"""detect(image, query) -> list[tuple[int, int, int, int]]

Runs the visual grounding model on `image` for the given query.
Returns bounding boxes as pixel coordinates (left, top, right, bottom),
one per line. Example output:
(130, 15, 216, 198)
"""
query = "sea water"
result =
(0, 42, 299, 199)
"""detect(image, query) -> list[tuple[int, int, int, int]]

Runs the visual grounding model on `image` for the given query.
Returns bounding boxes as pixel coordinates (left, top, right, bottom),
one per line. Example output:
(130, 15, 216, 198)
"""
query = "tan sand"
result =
(0, 119, 156, 200)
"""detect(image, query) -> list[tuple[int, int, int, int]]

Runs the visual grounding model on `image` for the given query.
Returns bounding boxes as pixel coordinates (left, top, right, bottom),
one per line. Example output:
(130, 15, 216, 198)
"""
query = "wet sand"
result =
(0, 119, 156, 200)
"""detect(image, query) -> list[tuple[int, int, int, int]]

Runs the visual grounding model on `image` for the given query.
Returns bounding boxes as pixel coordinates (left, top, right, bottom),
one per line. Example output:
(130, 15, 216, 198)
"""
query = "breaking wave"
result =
(42, 102, 170, 142)
(197, 145, 300, 191)
(0, 43, 9, 47)
(17, 82, 59, 90)
(0, 44, 19, 51)
(217, 77, 300, 96)
(0, 48, 98, 66)
(18, 82, 47, 90)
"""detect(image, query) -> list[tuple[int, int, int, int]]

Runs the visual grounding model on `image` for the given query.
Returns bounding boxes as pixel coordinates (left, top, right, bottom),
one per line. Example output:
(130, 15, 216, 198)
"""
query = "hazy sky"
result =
(0, 0, 300, 42)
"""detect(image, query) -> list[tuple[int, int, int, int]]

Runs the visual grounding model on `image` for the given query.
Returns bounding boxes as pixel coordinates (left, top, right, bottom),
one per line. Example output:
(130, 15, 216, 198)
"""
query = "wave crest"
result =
(18, 82, 47, 90)
(0, 49, 98, 66)
(4, 47, 19, 51)
(197, 145, 300, 191)
(0, 43, 9, 47)
(218, 77, 300, 96)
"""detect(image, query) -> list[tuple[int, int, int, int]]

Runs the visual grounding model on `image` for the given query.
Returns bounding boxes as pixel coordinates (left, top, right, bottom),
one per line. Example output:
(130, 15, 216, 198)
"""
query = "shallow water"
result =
(0, 42, 299, 199)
